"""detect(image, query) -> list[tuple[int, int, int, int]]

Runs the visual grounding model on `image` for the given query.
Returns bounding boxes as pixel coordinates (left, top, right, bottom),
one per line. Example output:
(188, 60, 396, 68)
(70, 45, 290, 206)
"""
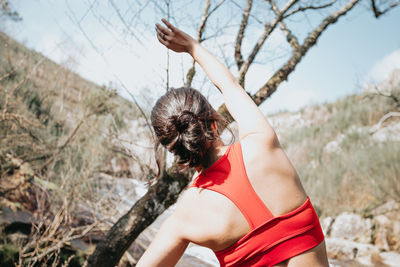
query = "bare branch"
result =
(371, 0, 400, 18)
(216, 0, 361, 121)
(269, 0, 300, 50)
(209, 0, 226, 16)
(230, 0, 264, 25)
(369, 112, 400, 133)
(116, 78, 154, 138)
(109, 0, 144, 44)
(372, 85, 400, 103)
(0, 68, 16, 82)
(185, 0, 226, 87)
(197, 0, 211, 41)
(237, 0, 299, 87)
(252, 0, 360, 105)
(283, 0, 337, 19)
(38, 116, 87, 172)
(235, 0, 253, 70)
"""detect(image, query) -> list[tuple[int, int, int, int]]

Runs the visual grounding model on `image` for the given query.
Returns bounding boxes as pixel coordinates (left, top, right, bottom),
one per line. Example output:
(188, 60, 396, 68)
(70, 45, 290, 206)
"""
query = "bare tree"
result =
(87, 0, 399, 266)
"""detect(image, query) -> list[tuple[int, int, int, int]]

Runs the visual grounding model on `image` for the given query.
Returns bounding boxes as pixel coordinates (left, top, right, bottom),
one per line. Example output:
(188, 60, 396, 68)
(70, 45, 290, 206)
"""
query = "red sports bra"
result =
(188, 142, 324, 267)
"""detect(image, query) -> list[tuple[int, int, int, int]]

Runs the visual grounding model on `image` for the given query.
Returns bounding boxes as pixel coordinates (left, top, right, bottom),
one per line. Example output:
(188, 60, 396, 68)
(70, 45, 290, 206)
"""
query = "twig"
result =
(373, 85, 400, 104)
(269, 0, 300, 50)
(371, 0, 400, 18)
(185, 0, 226, 87)
(234, 0, 253, 70)
(237, 0, 299, 86)
(283, 0, 337, 18)
(0, 69, 16, 82)
(2, 74, 28, 120)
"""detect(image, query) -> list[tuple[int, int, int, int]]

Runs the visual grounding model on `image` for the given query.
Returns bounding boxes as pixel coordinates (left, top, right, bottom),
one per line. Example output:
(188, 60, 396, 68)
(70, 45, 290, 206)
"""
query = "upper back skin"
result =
(174, 134, 329, 266)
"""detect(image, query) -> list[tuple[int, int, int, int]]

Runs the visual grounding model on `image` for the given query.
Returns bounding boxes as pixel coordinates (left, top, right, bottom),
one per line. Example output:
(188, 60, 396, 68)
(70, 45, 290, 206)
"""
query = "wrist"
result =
(187, 40, 199, 56)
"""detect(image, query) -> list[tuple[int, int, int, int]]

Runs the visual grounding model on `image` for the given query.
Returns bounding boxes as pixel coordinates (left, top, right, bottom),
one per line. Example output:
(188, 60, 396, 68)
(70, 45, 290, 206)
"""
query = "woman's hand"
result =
(156, 19, 197, 53)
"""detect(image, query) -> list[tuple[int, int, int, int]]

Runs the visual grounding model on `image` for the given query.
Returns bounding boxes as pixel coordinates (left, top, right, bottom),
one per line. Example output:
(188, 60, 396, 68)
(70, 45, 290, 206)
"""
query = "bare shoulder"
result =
(173, 188, 232, 237)
(172, 187, 250, 249)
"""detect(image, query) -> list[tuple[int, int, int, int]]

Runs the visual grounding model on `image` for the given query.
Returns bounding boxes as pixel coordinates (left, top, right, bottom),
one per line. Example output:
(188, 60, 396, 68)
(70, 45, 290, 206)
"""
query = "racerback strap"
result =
(189, 142, 273, 229)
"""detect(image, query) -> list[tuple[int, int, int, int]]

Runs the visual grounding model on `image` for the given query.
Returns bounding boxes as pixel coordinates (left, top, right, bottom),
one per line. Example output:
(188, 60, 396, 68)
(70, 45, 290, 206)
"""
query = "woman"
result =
(137, 19, 329, 267)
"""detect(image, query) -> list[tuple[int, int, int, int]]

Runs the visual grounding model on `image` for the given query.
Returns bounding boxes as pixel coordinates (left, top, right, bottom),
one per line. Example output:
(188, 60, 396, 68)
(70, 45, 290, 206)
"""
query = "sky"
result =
(2, 0, 400, 114)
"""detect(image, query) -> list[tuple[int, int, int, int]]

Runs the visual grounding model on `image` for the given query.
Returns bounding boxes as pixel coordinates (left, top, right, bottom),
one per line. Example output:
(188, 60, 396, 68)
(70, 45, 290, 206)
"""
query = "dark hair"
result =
(151, 87, 230, 173)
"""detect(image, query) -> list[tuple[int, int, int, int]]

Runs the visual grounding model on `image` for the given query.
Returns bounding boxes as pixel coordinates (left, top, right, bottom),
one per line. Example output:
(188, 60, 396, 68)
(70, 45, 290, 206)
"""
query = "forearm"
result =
(188, 42, 240, 94)
(157, 18, 278, 141)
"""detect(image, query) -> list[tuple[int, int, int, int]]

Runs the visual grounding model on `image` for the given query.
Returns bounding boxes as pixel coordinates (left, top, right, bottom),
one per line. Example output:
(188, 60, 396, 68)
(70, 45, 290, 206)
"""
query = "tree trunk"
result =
(86, 165, 189, 267)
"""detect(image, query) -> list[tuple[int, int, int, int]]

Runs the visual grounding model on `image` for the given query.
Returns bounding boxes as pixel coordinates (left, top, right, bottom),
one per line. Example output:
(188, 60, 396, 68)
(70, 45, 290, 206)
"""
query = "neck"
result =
(195, 139, 225, 173)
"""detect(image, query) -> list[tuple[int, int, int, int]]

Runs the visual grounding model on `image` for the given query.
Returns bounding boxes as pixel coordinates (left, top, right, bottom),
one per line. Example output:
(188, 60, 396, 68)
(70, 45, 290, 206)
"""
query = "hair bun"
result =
(175, 110, 197, 133)
(151, 87, 232, 171)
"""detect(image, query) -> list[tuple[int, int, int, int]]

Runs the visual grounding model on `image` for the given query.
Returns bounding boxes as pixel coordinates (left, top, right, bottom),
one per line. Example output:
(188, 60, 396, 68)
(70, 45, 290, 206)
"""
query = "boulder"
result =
(329, 213, 372, 243)
(372, 215, 391, 251)
(323, 134, 345, 154)
(325, 238, 378, 260)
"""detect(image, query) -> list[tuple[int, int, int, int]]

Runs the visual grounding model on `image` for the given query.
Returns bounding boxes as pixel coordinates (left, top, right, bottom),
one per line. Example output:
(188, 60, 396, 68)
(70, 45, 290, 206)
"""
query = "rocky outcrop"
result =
(322, 201, 400, 266)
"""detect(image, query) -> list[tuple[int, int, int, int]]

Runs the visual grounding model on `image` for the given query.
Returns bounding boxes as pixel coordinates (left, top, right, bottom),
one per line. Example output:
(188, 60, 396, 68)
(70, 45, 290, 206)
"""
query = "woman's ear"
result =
(212, 120, 219, 134)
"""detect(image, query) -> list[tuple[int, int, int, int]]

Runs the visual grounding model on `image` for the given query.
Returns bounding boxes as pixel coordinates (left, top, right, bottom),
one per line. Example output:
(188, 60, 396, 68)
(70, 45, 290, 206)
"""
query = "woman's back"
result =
(176, 135, 327, 266)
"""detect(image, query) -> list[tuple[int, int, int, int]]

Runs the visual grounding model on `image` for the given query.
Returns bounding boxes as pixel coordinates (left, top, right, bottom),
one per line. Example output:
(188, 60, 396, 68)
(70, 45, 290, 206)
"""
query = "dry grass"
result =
(279, 89, 400, 217)
(0, 30, 151, 266)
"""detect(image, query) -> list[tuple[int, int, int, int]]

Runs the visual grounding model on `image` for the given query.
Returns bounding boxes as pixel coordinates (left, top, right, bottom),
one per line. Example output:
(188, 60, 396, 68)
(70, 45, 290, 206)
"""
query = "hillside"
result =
(0, 30, 156, 266)
(268, 73, 400, 216)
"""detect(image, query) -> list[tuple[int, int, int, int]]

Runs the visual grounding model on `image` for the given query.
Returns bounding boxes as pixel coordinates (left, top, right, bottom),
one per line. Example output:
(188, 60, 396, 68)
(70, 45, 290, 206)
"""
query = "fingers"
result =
(156, 30, 170, 46)
(155, 27, 172, 42)
(156, 23, 170, 35)
(156, 23, 174, 41)
(161, 18, 177, 32)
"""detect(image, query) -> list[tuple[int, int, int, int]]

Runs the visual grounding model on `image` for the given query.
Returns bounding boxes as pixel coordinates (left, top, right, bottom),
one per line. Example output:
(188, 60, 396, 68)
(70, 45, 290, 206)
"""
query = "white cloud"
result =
(368, 49, 400, 83)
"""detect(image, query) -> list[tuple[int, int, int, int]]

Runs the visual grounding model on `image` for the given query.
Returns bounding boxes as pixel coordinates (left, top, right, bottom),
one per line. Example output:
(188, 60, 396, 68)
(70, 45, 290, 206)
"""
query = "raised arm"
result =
(156, 19, 278, 144)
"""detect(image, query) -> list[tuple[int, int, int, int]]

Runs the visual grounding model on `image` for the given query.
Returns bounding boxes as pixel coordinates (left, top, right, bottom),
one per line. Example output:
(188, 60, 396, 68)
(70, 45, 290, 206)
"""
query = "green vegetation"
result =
(279, 91, 400, 216)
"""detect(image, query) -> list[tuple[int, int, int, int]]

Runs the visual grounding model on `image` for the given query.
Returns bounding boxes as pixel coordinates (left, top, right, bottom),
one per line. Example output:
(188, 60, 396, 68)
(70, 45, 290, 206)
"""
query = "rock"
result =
(371, 200, 400, 216)
(371, 201, 400, 251)
(0, 208, 34, 235)
(380, 251, 400, 266)
(324, 134, 345, 154)
(326, 238, 379, 260)
(372, 122, 400, 142)
(328, 258, 366, 267)
(329, 213, 372, 243)
(70, 238, 92, 252)
(372, 215, 391, 251)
